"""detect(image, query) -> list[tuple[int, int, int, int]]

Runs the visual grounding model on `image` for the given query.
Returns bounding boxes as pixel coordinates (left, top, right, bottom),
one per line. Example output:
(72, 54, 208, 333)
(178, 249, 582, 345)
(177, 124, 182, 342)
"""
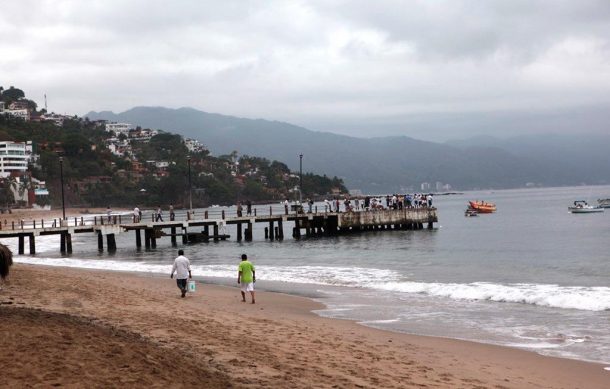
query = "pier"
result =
(0, 206, 437, 255)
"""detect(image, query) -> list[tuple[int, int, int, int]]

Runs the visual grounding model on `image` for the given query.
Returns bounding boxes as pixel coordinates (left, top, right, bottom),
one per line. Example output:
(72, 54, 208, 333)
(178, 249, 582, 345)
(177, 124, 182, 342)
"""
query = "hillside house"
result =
(105, 122, 133, 135)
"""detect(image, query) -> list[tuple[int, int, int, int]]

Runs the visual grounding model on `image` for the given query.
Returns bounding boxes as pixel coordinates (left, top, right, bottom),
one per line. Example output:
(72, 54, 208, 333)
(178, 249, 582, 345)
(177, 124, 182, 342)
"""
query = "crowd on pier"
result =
(319, 194, 434, 213)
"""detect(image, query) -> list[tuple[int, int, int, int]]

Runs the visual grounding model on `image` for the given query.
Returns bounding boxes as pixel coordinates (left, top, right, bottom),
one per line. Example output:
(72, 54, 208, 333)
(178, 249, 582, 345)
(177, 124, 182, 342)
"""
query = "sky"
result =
(1, 0, 610, 141)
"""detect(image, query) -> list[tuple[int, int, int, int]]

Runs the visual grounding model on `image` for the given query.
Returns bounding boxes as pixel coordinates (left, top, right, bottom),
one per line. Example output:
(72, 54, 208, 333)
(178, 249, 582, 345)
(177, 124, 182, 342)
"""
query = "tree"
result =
(0, 179, 15, 206)
(0, 86, 25, 104)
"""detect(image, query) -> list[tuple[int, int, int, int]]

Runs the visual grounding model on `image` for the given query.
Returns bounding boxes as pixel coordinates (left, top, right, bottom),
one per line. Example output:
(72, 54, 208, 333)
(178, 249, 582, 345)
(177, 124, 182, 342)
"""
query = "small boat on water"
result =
(568, 200, 604, 214)
(597, 199, 610, 208)
(468, 201, 496, 213)
(464, 208, 478, 217)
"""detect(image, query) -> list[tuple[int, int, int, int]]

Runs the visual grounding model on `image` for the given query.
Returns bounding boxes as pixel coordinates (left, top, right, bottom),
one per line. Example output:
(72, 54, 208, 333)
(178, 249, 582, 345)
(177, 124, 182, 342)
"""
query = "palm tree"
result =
(0, 243, 12, 280)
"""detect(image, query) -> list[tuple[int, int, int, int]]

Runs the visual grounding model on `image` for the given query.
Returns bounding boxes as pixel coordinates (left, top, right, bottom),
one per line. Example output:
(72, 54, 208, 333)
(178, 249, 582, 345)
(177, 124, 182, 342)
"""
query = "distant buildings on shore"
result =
(419, 182, 452, 192)
(0, 141, 48, 206)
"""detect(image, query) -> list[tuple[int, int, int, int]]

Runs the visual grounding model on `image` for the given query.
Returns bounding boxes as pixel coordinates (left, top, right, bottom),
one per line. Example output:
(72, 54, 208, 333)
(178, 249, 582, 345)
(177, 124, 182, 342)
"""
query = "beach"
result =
(1, 264, 608, 388)
(0, 207, 130, 225)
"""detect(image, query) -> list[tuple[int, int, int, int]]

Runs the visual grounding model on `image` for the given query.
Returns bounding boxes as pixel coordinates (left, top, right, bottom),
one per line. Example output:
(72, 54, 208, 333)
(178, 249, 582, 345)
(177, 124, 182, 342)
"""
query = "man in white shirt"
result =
(170, 249, 192, 298)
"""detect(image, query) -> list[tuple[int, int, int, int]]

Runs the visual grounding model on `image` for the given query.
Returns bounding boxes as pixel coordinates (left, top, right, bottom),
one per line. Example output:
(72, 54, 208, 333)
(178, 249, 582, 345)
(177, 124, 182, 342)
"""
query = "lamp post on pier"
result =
(299, 154, 303, 205)
(59, 156, 66, 221)
(187, 156, 193, 212)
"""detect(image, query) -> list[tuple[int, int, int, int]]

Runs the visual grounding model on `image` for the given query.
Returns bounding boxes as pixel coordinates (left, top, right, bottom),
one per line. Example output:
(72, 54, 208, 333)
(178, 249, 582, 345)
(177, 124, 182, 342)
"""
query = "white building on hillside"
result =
(3, 109, 30, 121)
(105, 122, 133, 135)
(184, 138, 206, 153)
(0, 141, 28, 178)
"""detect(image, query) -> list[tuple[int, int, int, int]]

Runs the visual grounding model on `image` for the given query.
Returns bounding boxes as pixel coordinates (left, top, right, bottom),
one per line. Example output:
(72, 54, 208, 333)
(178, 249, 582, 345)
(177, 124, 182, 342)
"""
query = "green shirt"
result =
(238, 260, 255, 283)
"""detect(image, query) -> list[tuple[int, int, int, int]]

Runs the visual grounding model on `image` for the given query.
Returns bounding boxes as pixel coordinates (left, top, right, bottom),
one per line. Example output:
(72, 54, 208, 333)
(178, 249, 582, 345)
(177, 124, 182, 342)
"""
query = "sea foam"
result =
(369, 281, 610, 311)
(14, 256, 610, 311)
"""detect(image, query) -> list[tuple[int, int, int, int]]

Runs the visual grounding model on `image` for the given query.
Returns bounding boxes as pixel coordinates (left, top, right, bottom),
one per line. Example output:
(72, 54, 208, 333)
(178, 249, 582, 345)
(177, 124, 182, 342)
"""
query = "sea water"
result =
(11, 185, 610, 364)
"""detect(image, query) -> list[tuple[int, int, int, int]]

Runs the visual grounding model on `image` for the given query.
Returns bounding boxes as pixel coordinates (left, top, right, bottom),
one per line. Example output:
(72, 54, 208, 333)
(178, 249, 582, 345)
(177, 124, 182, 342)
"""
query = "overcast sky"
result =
(2, 0, 610, 141)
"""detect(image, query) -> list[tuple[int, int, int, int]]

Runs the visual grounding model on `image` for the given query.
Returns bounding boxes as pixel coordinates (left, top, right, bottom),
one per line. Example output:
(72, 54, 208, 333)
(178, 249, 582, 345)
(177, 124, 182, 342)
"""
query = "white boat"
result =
(597, 199, 610, 208)
(568, 201, 604, 214)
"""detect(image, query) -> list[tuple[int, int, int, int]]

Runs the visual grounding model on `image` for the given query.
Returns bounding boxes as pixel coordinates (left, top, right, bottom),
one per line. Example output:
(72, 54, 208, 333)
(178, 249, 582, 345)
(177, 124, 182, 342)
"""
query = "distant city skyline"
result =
(2, 1, 610, 141)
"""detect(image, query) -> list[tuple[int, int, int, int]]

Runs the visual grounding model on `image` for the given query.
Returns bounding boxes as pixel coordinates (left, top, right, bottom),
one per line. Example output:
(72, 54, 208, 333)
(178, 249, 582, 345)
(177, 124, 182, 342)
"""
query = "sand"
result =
(0, 207, 129, 225)
(1, 264, 608, 388)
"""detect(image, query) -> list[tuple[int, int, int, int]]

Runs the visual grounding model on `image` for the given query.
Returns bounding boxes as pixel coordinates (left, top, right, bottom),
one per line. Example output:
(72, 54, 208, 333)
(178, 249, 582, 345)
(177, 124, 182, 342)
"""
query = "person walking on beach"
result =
(237, 254, 256, 304)
(170, 249, 192, 298)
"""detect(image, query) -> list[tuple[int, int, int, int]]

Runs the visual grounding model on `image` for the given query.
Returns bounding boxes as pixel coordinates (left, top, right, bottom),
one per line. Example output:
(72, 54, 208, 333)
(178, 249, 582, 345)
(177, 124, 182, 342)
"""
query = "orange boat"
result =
(468, 201, 496, 213)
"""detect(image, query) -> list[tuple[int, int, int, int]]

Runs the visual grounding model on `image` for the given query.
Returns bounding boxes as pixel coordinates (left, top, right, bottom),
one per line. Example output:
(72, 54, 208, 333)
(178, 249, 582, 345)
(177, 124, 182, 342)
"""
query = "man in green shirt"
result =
(237, 254, 256, 304)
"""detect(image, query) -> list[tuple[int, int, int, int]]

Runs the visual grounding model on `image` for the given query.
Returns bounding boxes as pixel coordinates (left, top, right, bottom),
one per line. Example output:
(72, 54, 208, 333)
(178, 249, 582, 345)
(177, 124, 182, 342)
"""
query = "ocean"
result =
(11, 185, 610, 364)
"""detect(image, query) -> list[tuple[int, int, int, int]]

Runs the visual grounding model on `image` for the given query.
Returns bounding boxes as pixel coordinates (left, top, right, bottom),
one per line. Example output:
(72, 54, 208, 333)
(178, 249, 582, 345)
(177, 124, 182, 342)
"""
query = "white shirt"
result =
(133, 207, 140, 216)
(172, 255, 191, 279)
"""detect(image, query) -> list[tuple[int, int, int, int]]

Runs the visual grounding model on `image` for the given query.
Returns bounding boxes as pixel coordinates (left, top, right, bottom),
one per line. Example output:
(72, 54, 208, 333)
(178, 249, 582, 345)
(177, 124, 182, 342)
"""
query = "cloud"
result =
(1, 0, 610, 140)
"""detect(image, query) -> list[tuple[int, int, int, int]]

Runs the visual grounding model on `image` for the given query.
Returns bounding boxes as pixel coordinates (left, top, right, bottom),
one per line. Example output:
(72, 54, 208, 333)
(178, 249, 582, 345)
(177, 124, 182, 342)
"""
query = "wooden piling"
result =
(135, 229, 142, 248)
(171, 227, 177, 246)
(144, 229, 151, 249)
(213, 224, 219, 242)
(236, 222, 242, 242)
(18, 235, 24, 254)
(278, 219, 284, 240)
(293, 219, 301, 239)
(150, 230, 157, 248)
(107, 234, 116, 252)
(269, 221, 274, 240)
(264, 227, 269, 239)
(66, 233, 72, 254)
(246, 222, 253, 241)
(28, 234, 35, 254)
(98, 231, 104, 251)
(182, 227, 187, 244)
(60, 233, 66, 253)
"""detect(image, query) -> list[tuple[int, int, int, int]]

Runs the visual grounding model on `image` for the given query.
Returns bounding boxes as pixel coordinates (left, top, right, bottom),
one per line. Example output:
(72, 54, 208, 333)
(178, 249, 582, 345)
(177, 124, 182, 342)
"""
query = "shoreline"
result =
(1, 263, 608, 388)
(12, 256, 610, 365)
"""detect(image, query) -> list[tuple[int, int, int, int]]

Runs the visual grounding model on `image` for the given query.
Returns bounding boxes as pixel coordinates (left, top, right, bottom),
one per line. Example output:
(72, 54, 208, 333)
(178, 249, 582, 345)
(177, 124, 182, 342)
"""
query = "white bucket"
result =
(187, 280, 196, 293)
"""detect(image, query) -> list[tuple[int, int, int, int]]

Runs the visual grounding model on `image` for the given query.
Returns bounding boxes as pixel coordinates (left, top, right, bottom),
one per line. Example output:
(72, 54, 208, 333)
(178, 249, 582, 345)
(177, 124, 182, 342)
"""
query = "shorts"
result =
(176, 278, 187, 291)
(240, 282, 254, 292)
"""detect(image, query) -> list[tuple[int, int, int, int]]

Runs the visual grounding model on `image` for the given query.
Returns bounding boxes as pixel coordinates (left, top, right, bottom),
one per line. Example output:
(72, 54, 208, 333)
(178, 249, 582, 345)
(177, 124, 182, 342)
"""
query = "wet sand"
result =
(1, 264, 608, 388)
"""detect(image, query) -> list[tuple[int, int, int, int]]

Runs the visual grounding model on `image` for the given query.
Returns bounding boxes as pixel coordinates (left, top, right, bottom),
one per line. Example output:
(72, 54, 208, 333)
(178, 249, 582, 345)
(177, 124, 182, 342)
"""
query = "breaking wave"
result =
(14, 256, 610, 311)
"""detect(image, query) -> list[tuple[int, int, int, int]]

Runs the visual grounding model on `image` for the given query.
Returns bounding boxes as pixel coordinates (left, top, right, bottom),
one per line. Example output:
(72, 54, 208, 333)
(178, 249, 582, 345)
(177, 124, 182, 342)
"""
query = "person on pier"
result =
(169, 205, 175, 221)
(133, 206, 140, 223)
(155, 206, 164, 222)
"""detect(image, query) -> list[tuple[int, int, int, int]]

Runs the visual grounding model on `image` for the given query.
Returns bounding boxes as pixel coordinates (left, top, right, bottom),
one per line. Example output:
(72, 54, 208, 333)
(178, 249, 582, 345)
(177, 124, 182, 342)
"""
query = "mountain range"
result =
(86, 107, 610, 192)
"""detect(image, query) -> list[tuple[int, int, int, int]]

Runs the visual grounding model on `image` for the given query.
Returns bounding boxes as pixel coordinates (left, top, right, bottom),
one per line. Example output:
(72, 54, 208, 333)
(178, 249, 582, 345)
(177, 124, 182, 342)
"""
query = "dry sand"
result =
(1, 264, 608, 388)
(0, 207, 129, 225)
